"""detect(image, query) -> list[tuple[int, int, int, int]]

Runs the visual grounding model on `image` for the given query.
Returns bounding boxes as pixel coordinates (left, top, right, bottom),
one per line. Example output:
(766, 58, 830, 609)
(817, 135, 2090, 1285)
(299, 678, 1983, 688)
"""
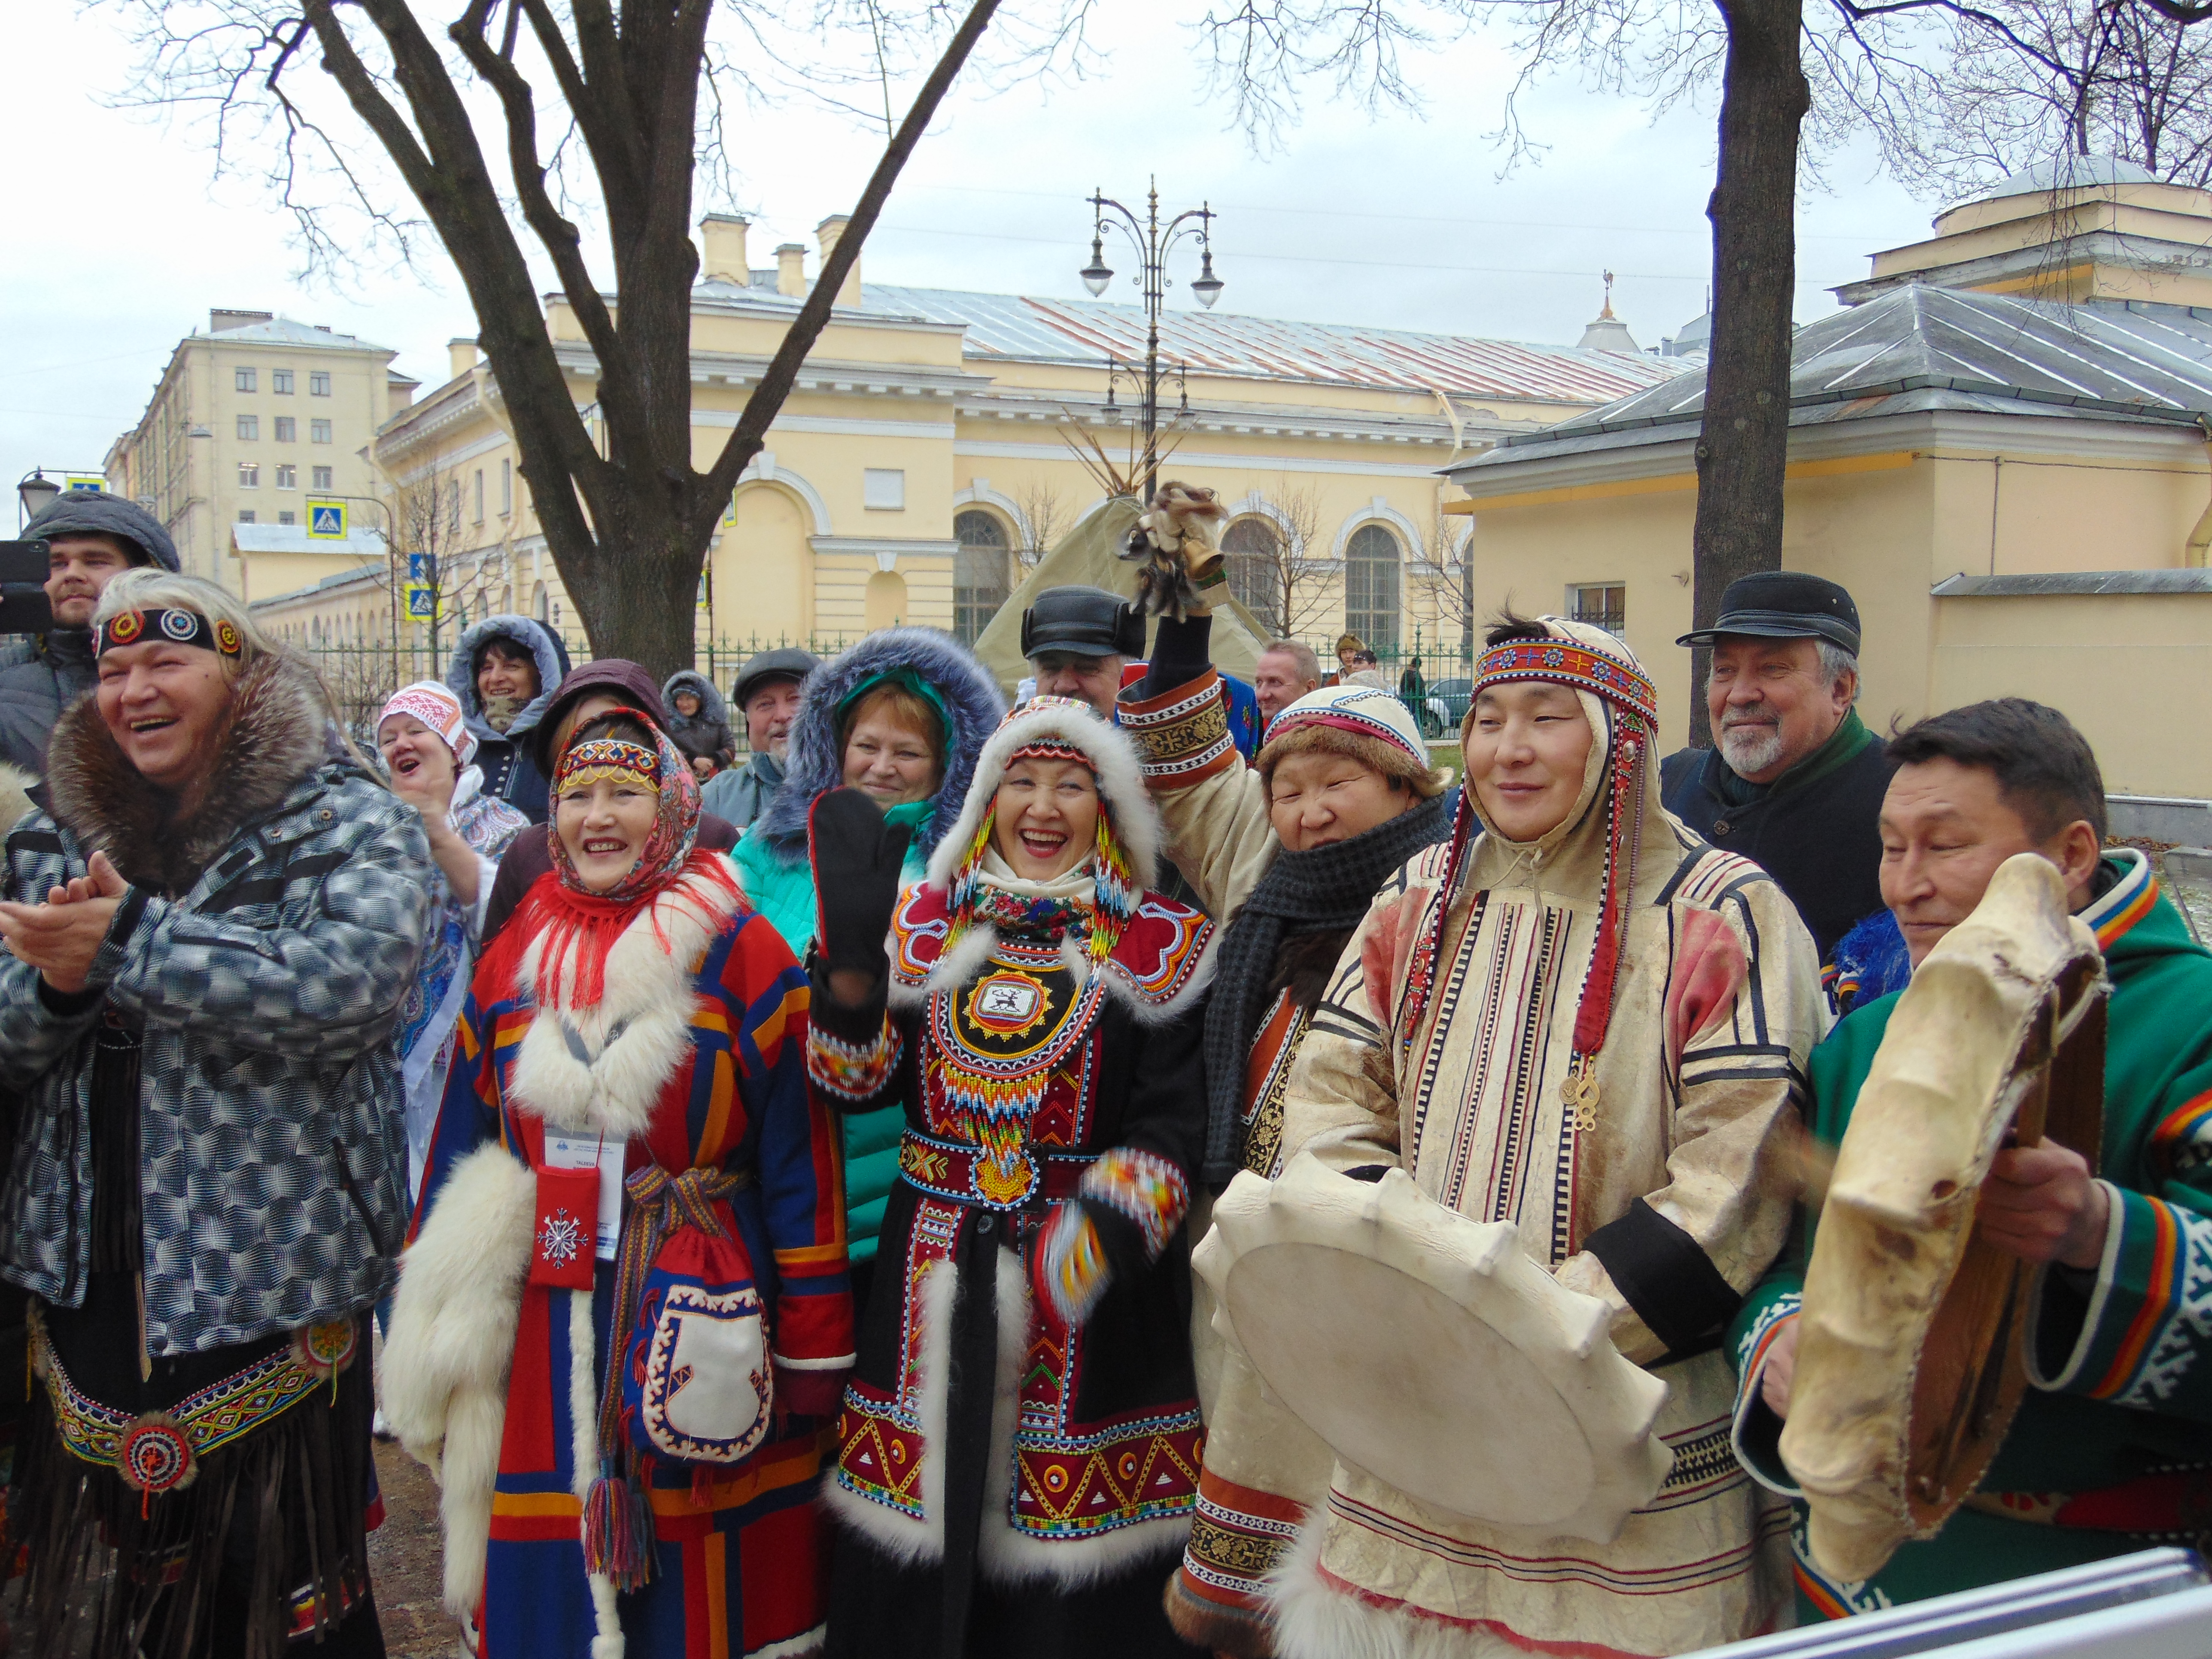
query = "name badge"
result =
(544, 1133, 627, 1260)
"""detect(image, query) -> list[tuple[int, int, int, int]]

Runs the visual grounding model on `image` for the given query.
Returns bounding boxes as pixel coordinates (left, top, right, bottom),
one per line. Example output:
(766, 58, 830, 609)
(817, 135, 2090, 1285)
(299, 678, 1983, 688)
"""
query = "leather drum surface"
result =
(1781, 853, 2107, 1583)
(1194, 1157, 1674, 1545)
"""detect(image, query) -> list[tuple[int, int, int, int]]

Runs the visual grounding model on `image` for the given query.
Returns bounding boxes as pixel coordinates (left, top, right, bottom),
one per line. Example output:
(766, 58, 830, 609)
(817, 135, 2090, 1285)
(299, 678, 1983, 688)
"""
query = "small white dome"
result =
(1986, 155, 2159, 200)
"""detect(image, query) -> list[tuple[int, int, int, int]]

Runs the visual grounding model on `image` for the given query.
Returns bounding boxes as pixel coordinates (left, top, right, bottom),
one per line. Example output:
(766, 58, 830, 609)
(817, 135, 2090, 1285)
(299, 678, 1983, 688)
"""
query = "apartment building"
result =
(104, 310, 419, 589)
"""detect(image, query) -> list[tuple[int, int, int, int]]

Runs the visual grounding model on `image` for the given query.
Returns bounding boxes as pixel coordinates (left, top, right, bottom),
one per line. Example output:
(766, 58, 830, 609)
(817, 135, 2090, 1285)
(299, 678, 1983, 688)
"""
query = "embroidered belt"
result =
(29, 1304, 358, 1503)
(898, 1130, 1094, 1210)
(1964, 1468, 2212, 1538)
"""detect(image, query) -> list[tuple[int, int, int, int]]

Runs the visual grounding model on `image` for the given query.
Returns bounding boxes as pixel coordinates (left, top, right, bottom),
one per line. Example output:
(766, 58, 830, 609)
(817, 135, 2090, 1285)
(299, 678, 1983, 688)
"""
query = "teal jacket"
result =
(1727, 851, 2212, 1614)
(734, 797, 932, 1264)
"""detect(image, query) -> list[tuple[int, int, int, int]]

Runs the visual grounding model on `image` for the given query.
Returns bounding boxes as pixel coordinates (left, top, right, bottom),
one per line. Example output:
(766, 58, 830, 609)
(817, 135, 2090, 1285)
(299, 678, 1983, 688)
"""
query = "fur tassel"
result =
(1266, 1513, 1525, 1659)
(1121, 482, 1225, 624)
(381, 1144, 538, 1616)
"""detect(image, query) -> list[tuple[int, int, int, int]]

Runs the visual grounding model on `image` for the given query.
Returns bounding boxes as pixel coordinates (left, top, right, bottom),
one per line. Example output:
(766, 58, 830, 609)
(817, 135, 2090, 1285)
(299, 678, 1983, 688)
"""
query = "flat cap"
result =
(1675, 570, 1861, 656)
(731, 646, 822, 711)
(1021, 585, 1145, 660)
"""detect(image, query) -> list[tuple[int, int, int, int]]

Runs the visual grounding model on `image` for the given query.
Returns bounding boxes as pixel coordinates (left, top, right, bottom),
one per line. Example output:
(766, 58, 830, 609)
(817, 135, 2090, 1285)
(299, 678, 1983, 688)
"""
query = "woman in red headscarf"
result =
(386, 709, 853, 1659)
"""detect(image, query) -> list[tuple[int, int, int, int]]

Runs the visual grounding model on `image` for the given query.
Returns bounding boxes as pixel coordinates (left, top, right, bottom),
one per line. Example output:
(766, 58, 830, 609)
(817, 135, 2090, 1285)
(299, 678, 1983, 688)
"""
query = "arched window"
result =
(1221, 517, 1281, 635)
(499, 584, 514, 614)
(533, 581, 549, 623)
(1344, 524, 1401, 652)
(952, 509, 1011, 647)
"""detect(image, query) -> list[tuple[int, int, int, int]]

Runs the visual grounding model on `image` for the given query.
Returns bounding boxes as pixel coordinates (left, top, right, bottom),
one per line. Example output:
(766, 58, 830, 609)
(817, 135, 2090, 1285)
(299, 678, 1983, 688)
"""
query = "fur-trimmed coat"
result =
(660, 670, 733, 769)
(0, 652, 434, 1355)
(444, 614, 568, 823)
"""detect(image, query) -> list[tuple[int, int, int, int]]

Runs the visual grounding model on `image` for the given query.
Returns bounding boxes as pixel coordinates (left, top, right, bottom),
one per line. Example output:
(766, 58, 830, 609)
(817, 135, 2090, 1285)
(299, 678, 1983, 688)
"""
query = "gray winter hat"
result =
(24, 489, 180, 572)
(731, 646, 821, 711)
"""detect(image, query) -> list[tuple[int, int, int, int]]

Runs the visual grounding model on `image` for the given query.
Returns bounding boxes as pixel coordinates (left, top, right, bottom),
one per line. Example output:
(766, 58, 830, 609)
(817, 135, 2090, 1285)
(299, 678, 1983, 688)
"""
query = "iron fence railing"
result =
(298, 627, 1483, 745)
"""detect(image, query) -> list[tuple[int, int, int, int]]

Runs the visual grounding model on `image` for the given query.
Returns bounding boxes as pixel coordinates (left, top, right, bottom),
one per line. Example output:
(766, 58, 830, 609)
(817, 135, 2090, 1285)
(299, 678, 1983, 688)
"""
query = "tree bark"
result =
(1688, 0, 1811, 746)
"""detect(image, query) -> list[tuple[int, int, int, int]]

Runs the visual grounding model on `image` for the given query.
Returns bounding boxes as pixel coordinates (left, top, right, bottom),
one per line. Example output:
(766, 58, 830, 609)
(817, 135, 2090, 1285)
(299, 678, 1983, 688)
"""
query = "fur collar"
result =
(505, 860, 747, 1140)
(45, 650, 338, 893)
(750, 627, 1007, 868)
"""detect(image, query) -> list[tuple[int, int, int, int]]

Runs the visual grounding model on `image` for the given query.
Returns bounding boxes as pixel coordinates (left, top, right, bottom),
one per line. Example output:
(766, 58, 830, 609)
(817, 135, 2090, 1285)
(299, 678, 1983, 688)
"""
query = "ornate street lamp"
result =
(1078, 179, 1222, 499)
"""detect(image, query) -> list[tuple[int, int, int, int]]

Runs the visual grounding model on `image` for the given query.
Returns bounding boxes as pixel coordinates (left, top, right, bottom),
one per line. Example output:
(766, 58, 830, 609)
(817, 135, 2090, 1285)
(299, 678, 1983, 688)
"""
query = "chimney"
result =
(775, 243, 807, 298)
(817, 215, 862, 308)
(210, 308, 273, 334)
(700, 213, 750, 284)
(449, 337, 480, 379)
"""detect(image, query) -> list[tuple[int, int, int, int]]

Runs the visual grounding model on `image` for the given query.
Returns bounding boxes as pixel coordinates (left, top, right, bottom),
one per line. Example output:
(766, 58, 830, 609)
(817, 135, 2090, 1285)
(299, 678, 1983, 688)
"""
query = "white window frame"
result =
(310, 419, 333, 444)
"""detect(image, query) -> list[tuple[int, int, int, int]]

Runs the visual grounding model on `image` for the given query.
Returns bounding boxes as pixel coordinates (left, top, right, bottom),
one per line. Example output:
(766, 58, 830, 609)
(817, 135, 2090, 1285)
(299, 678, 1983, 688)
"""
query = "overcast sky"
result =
(0, 2, 1943, 520)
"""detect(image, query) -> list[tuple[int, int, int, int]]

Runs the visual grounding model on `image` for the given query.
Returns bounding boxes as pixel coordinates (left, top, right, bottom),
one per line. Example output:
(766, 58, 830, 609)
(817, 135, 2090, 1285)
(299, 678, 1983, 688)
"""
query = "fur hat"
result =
(1256, 684, 1443, 796)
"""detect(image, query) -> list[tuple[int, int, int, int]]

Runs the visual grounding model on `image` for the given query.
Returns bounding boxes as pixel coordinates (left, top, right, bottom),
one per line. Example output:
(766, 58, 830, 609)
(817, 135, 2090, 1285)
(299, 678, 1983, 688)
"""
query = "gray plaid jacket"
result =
(0, 758, 433, 1356)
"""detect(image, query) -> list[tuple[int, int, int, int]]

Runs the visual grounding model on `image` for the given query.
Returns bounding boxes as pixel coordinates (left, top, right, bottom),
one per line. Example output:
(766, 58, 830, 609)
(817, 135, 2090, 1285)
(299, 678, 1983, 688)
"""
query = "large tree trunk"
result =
(1688, 0, 1811, 746)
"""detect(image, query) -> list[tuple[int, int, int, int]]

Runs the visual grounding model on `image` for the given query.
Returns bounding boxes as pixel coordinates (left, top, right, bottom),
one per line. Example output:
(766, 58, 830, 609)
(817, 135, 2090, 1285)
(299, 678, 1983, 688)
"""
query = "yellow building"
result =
(249, 213, 1678, 675)
(1444, 161, 2212, 797)
(103, 310, 418, 588)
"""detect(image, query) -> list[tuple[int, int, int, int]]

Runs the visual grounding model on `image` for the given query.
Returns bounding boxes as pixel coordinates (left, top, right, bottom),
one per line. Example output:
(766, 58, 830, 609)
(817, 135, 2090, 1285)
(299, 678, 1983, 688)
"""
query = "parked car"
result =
(1424, 678, 1472, 739)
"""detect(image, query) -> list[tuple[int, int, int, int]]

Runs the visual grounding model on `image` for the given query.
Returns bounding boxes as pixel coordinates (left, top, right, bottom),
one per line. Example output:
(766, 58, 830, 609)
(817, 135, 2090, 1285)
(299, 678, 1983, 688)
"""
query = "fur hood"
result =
(45, 649, 352, 893)
(924, 697, 1162, 893)
(749, 627, 1006, 870)
(660, 670, 727, 731)
(443, 614, 568, 745)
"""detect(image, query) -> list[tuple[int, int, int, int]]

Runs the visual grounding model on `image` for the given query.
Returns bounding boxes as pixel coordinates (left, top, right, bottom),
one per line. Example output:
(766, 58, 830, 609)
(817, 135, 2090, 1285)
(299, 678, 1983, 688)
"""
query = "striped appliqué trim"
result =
(2151, 1091, 2212, 1180)
(1119, 675, 1237, 785)
(2090, 1197, 2212, 1410)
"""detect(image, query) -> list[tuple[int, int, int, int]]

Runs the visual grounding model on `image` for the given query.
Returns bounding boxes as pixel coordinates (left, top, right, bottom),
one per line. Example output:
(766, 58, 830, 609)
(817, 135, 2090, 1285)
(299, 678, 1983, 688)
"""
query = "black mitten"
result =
(808, 787, 912, 978)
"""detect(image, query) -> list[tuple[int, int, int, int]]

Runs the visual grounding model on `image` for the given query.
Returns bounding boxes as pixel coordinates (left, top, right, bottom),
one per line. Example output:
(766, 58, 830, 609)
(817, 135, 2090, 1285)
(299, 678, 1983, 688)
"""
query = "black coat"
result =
(1660, 732, 1894, 962)
(0, 631, 95, 777)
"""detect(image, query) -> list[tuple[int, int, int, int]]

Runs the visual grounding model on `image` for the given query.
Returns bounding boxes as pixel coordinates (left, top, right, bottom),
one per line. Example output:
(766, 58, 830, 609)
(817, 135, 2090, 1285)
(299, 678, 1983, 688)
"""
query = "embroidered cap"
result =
(377, 680, 476, 768)
(95, 608, 242, 661)
(1260, 683, 1430, 769)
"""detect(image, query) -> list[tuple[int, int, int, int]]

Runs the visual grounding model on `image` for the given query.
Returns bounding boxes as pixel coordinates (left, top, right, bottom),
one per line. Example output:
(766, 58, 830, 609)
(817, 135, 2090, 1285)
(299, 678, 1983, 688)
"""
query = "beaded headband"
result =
(95, 608, 242, 660)
(1474, 638, 1657, 727)
(1008, 738, 1097, 770)
(555, 736, 661, 796)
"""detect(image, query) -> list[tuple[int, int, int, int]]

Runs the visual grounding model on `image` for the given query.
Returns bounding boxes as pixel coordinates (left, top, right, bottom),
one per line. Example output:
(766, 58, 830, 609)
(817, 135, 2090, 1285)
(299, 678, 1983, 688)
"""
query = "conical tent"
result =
(971, 495, 1278, 696)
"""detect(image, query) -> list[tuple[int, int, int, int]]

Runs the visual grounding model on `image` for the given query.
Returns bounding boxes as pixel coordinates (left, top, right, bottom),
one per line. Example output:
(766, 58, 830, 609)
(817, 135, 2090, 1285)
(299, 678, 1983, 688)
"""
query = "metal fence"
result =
(301, 626, 1481, 744)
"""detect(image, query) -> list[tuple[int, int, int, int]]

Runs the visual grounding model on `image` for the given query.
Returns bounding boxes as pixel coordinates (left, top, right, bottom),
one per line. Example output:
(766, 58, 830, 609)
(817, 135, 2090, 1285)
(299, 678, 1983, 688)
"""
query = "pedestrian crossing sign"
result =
(405, 583, 434, 620)
(65, 476, 104, 494)
(307, 501, 346, 540)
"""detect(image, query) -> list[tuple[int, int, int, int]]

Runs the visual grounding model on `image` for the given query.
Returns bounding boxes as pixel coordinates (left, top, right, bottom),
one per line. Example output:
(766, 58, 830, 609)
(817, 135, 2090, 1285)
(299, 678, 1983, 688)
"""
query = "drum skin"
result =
(1194, 1157, 1673, 1545)
(1781, 854, 2107, 1583)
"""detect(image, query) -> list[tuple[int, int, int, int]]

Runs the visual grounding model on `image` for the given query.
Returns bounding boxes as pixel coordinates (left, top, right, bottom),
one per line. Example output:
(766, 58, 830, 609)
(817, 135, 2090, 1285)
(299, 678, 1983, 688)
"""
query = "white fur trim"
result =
(381, 1144, 537, 1618)
(924, 704, 1162, 893)
(1268, 1510, 1522, 1659)
(568, 1284, 624, 1658)
(750, 1626, 828, 1658)
(825, 1247, 1190, 1589)
(823, 1258, 954, 1563)
(973, 1245, 1191, 1588)
(509, 862, 742, 1139)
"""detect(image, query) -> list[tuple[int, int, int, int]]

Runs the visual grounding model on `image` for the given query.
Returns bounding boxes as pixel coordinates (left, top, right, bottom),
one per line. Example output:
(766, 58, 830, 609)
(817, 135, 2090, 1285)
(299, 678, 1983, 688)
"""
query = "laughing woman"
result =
(805, 696, 1216, 1659)
(387, 710, 853, 1659)
(0, 570, 432, 1658)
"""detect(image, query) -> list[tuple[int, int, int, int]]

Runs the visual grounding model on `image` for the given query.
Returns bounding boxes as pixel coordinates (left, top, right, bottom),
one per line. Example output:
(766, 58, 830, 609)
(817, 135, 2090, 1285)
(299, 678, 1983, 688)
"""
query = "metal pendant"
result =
(1561, 1069, 1601, 1134)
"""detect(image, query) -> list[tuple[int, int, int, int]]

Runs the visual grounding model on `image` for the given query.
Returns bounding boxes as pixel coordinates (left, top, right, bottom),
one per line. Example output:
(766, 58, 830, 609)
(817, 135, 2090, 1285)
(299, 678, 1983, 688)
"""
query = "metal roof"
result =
(1461, 286, 2212, 470)
(693, 274, 1684, 404)
(204, 318, 392, 352)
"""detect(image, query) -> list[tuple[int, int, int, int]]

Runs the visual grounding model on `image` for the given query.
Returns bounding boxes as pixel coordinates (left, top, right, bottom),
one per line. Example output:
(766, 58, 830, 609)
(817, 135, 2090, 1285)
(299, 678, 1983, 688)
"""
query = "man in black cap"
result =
(1661, 571, 1894, 963)
(0, 490, 182, 778)
(702, 645, 820, 830)
(1022, 584, 1146, 718)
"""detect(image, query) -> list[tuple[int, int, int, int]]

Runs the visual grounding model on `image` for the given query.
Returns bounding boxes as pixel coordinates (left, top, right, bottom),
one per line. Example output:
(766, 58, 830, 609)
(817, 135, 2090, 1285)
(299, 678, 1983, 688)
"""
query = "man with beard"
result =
(1661, 572, 1893, 963)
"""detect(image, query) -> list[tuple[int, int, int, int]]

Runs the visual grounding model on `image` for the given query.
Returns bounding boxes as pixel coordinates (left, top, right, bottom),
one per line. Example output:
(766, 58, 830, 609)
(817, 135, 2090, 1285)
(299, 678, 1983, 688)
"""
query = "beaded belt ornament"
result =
(94, 608, 242, 660)
(897, 1130, 1095, 1210)
(30, 1307, 357, 1513)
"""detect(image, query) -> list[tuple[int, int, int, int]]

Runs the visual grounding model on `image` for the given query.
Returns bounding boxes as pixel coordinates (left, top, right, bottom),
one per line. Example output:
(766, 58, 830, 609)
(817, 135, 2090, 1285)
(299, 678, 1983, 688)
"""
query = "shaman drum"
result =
(1781, 853, 2108, 1583)
(1192, 1155, 1674, 1545)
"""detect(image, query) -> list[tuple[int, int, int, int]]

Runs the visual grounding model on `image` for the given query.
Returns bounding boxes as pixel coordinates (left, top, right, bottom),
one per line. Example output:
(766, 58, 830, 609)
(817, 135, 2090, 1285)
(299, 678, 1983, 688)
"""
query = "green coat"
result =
(1727, 850, 2212, 1616)
(733, 799, 932, 1264)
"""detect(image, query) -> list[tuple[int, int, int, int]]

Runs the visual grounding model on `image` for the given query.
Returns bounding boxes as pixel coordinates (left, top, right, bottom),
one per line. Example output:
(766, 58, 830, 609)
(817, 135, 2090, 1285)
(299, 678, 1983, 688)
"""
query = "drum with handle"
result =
(1193, 1155, 1674, 1545)
(1781, 853, 2108, 1583)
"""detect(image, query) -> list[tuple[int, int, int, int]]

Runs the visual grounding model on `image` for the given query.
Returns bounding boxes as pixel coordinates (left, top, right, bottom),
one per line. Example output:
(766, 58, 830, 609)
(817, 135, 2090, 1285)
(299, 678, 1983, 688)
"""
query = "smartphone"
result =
(0, 540, 55, 635)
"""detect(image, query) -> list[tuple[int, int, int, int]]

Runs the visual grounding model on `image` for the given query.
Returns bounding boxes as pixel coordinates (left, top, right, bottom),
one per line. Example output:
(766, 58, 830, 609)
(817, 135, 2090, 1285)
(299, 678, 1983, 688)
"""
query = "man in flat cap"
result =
(1661, 571, 1894, 966)
(702, 645, 820, 830)
(1021, 584, 1147, 719)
